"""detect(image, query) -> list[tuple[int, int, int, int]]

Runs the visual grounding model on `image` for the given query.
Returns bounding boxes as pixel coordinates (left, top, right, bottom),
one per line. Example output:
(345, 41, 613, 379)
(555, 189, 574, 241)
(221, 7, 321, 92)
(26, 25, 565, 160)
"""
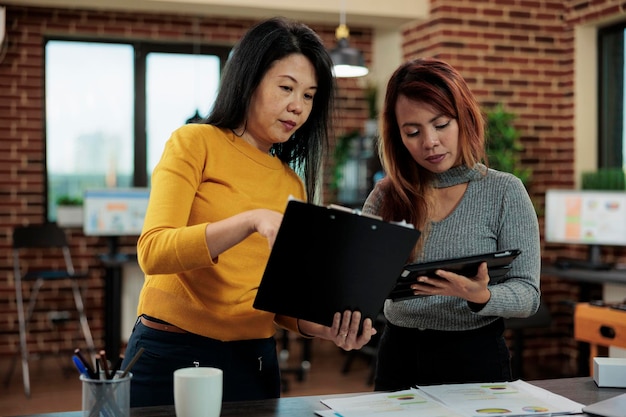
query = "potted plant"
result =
(56, 195, 84, 227)
(581, 168, 626, 190)
(485, 104, 532, 189)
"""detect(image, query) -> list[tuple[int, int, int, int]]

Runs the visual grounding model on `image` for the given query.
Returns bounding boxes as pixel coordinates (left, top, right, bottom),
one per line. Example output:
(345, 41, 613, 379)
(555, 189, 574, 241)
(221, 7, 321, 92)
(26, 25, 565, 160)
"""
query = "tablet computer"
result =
(389, 249, 521, 301)
(253, 200, 421, 327)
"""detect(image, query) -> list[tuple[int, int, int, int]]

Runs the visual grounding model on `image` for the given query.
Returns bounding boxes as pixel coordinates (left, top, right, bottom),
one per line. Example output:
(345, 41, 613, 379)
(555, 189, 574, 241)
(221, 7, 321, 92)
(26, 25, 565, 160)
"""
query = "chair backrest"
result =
(12, 223, 76, 275)
(13, 223, 69, 249)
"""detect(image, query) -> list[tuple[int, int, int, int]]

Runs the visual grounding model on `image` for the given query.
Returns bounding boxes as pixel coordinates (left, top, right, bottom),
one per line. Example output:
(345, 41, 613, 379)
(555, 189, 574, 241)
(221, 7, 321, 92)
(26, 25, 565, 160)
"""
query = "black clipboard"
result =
(253, 200, 421, 327)
(389, 249, 521, 301)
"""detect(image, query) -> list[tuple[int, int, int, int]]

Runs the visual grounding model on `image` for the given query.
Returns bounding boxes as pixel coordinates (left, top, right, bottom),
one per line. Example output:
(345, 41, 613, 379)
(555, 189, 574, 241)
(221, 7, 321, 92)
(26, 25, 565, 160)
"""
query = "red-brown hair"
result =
(377, 58, 486, 238)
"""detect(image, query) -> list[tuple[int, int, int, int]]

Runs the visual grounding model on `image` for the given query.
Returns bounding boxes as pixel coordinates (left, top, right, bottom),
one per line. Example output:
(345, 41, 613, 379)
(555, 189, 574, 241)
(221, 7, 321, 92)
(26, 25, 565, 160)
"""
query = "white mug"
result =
(174, 367, 223, 417)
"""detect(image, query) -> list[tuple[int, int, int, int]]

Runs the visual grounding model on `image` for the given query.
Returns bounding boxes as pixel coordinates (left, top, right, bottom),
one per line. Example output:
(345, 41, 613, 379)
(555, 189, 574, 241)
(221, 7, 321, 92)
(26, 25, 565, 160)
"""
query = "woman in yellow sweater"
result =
(121, 17, 376, 406)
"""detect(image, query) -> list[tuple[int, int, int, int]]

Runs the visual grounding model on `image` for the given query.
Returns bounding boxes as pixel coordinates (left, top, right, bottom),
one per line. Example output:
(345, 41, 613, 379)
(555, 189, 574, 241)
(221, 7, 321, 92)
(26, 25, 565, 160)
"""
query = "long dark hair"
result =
(378, 57, 486, 230)
(206, 17, 335, 202)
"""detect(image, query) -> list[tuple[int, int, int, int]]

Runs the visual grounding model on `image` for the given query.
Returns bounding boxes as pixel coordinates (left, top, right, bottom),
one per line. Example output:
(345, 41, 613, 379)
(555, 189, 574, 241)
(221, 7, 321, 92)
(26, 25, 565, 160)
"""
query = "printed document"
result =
(317, 380, 584, 417)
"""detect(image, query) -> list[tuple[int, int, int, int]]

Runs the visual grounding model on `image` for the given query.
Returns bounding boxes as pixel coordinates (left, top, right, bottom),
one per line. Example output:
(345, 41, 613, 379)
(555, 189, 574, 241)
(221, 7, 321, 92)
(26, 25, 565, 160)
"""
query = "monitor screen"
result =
(544, 189, 626, 247)
(83, 188, 150, 236)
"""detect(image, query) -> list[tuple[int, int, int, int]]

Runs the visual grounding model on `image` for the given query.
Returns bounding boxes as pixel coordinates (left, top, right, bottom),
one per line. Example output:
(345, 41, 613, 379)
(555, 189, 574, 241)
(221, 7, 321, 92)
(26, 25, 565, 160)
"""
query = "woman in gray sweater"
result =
(363, 58, 540, 390)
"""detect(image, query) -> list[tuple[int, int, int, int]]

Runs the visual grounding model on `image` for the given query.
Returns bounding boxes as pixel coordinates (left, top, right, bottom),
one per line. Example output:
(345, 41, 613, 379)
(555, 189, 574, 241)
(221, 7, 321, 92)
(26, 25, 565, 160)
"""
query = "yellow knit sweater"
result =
(136, 124, 306, 341)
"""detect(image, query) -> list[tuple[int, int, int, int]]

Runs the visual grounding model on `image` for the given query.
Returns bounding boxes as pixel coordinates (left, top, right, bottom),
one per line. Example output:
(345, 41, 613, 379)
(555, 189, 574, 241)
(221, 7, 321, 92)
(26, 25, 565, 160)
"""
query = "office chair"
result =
(6, 223, 96, 397)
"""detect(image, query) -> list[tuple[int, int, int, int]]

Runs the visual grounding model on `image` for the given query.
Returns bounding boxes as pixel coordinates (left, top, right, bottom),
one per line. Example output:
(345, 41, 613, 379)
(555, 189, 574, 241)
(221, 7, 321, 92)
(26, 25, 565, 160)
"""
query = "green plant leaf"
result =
(485, 104, 532, 188)
(581, 168, 626, 190)
(56, 195, 83, 205)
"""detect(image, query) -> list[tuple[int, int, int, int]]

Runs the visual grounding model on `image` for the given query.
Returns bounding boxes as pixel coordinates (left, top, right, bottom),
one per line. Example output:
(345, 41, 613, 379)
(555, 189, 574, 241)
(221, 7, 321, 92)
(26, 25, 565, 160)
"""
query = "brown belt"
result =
(140, 316, 187, 334)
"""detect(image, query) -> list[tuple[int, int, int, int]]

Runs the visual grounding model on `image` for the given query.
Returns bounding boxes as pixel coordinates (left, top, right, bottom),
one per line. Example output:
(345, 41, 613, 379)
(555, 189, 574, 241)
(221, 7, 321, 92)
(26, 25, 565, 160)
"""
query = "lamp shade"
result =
(330, 37, 369, 78)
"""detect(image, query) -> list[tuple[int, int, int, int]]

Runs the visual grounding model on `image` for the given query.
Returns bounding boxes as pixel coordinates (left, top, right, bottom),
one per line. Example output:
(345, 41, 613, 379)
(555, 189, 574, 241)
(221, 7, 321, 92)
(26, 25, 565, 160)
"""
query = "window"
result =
(45, 39, 229, 221)
(146, 52, 220, 175)
(45, 41, 134, 217)
(598, 22, 626, 169)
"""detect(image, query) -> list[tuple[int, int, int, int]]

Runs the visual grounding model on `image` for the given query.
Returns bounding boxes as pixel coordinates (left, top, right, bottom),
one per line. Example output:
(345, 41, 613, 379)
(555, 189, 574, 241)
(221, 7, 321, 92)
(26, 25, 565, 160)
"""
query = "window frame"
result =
(43, 36, 231, 221)
(597, 22, 625, 169)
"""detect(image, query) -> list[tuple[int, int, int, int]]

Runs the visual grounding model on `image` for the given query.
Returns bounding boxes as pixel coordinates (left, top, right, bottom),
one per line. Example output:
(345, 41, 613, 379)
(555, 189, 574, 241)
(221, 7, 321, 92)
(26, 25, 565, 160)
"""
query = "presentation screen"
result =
(83, 188, 150, 236)
(544, 189, 626, 247)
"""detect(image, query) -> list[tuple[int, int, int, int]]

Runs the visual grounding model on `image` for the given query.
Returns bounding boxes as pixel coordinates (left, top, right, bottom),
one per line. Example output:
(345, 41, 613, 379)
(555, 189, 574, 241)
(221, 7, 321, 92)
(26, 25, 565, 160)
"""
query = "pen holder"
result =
(80, 371, 132, 417)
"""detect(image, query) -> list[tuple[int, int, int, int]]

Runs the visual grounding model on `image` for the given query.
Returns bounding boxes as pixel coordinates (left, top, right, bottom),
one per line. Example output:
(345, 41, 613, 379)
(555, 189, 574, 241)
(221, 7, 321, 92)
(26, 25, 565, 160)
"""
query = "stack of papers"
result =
(316, 380, 584, 417)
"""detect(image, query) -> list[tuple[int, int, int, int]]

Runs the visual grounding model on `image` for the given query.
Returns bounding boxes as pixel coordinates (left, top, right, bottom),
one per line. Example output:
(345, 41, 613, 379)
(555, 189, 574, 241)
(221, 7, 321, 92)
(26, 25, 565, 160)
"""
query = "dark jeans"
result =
(374, 318, 511, 391)
(121, 316, 281, 407)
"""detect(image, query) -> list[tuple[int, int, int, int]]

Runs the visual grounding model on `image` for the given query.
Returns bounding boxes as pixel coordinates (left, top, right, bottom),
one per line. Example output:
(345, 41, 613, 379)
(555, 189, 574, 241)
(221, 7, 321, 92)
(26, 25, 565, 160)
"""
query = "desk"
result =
(14, 377, 626, 417)
(542, 264, 626, 374)
(542, 264, 626, 286)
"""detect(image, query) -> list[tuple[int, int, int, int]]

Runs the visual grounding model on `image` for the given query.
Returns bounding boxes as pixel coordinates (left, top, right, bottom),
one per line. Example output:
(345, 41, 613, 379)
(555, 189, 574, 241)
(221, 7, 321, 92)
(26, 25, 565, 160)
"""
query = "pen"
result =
(110, 354, 123, 378)
(99, 350, 111, 380)
(119, 347, 144, 379)
(72, 355, 92, 379)
(74, 348, 97, 379)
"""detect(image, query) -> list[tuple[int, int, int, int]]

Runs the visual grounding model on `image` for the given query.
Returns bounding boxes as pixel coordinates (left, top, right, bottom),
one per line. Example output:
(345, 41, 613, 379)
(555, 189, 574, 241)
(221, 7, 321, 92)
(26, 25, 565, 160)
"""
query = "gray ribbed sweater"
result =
(363, 164, 541, 331)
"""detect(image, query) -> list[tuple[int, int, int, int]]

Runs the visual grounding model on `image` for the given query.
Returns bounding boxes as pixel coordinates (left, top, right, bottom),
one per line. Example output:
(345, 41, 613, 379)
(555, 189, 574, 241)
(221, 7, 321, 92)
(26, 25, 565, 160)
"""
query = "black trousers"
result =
(121, 316, 281, 407)
(374, 318, 511, 391)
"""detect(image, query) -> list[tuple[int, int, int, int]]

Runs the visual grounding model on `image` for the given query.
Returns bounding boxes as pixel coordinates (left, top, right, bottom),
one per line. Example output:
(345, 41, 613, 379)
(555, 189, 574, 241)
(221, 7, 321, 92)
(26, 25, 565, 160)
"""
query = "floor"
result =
(0, 335, 374, 417)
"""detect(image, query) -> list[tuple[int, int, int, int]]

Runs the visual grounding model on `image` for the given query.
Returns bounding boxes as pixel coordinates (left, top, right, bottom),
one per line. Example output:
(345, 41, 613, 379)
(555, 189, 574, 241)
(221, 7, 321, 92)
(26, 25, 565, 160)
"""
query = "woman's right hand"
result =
(250, 208, 284, 248)
(204, 208, 283, 258)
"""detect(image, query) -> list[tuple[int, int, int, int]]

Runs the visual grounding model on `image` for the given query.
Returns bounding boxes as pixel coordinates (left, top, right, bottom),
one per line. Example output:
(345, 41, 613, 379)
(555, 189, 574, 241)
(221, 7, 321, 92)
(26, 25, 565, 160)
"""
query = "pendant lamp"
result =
(329, 1, 369, 78)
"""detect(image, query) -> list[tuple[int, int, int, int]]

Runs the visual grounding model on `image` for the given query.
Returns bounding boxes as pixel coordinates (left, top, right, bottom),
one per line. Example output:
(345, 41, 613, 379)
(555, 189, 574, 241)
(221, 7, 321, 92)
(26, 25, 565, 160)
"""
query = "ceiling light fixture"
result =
(329, 0, 369, 78)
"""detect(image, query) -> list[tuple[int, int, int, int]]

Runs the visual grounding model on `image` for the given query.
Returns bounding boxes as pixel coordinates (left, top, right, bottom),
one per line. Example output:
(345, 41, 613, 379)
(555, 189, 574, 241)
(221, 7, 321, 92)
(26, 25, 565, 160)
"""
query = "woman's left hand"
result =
(410, 262, 491, 304)
(298, 311, 376, 351)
